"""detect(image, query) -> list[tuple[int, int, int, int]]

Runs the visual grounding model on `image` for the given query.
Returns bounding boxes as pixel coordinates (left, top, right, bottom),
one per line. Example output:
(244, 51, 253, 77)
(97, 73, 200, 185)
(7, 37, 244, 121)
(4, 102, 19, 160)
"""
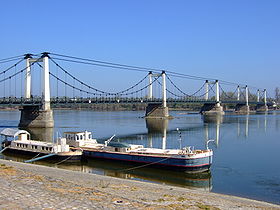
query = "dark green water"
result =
(0, 110, 280, 204)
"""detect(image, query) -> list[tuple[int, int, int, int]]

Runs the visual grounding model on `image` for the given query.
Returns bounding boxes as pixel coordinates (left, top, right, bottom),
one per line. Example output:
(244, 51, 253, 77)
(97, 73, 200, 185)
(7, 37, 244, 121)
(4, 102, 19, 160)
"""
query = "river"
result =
(0, 110, 279, 204)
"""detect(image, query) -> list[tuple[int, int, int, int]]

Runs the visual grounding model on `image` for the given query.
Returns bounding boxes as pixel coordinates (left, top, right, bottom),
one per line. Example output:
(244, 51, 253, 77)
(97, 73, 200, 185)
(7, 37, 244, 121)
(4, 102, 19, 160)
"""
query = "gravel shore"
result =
(0, 159, 279, 209)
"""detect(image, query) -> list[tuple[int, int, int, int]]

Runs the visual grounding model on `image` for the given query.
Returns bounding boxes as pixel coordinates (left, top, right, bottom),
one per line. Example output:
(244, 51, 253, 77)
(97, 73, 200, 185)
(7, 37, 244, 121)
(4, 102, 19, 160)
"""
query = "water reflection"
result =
(202, 115, 223, 147)
(145, 118, 169, 149)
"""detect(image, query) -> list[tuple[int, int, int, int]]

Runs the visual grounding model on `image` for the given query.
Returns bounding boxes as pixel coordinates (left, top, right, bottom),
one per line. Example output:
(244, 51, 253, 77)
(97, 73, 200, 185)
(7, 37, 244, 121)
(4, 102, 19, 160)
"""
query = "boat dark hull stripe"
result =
(4, 148, 81, 161)
(83, 151, 212, 169)
(81, 148, 212, 160)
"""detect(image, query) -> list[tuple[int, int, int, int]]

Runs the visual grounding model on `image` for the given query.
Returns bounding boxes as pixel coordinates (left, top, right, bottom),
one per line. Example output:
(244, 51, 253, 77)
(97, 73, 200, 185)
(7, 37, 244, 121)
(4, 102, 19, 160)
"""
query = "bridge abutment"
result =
(18, 105, 54, 128)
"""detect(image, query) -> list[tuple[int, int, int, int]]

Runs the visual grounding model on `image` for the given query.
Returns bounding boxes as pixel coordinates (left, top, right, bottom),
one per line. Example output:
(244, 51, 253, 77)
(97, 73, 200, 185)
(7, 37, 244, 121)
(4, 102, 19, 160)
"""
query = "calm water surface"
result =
(0, 110, 279, 204)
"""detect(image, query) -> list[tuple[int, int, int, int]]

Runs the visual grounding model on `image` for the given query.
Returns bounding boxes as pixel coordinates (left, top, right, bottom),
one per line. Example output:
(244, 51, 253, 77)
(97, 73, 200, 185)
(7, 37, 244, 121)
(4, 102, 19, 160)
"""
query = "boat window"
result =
(32, 145, 38, 150)
(80, 135, 83, 140)
(76, 135, 79, 140)
(88, 134, 92, 139)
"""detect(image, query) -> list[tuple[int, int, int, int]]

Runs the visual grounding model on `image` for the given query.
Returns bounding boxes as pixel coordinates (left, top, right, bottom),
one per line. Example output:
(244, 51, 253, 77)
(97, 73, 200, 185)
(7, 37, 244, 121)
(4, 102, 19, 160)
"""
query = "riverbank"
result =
(0, 159, 279, 209)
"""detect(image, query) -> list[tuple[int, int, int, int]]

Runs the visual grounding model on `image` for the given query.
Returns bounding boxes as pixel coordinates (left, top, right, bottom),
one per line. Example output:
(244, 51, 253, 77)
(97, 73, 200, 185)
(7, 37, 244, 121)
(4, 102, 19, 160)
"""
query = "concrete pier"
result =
(18, 105, 54, 128)
(145, 103, 170, 118)
(200, 102, 225, 115)
(255, 104, 268, 112)
(235, 103, 250, 114)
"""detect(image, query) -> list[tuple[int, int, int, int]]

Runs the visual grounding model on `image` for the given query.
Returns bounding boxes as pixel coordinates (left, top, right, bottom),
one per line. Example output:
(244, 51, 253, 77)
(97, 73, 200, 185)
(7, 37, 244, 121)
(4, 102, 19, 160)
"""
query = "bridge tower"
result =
(235, 85, 250, 113)
(19, 52, 54, 128)
(256, 89, 268, 112)
(205, 80, 209, 100)
(200, 80, 224, 115)
(145, 71, 170, 118)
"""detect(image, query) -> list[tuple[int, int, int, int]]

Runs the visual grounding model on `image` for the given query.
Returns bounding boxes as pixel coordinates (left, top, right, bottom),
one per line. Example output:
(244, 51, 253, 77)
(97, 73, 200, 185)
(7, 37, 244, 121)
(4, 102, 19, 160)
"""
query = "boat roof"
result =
(0, 128, 30, 137)
(108, 142, 130, 148)
(13, 139, 56, 147)
(64, 131, 91, 134)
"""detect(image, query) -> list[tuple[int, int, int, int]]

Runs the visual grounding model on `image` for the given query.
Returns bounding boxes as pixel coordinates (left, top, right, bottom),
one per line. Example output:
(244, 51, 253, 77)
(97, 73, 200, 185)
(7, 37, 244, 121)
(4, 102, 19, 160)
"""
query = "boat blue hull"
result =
(83, 150, 212, 172)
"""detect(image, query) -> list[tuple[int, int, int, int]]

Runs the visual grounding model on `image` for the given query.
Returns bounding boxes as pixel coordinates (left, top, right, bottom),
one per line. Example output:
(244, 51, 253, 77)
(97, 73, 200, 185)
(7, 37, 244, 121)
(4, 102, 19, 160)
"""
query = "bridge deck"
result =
(0, 97, 271, 106)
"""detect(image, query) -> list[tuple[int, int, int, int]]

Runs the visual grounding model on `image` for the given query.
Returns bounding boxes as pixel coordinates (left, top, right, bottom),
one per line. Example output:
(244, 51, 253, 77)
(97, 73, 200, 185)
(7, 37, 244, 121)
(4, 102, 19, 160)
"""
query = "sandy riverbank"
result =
(0, 159, 279, 209)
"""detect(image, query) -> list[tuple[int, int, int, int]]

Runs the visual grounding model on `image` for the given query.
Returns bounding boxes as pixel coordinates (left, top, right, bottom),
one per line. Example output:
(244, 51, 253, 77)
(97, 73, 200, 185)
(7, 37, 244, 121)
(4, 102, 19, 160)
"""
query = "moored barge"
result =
(1, 128, 82, 162)
(64, 131, 213, 172)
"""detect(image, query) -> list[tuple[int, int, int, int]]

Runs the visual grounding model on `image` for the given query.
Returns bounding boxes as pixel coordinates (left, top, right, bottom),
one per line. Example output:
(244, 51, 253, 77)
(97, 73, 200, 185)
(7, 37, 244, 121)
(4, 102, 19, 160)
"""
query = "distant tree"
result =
(275, 87, 280, 102)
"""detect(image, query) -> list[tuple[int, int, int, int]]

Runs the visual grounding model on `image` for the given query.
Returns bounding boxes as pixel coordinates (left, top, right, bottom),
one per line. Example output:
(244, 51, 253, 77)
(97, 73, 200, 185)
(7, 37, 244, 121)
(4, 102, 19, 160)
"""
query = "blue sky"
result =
(0, 0, 279, 97)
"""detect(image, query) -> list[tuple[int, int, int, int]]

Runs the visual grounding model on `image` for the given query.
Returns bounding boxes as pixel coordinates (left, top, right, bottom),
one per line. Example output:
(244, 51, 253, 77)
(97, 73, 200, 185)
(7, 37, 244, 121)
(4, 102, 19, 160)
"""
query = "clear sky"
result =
(0, 0, 279, 97)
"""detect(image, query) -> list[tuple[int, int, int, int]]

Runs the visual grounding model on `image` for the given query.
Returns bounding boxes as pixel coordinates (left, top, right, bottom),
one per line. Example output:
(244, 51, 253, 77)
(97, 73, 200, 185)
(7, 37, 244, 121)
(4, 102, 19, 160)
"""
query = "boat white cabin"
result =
(64, 131, 101, 147)
(1, 128, 75, 154)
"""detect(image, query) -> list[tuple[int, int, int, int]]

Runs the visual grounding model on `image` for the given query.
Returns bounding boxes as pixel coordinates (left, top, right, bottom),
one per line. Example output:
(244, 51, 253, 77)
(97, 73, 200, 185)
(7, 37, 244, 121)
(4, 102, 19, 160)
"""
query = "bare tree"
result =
(275, 87, 280, 102)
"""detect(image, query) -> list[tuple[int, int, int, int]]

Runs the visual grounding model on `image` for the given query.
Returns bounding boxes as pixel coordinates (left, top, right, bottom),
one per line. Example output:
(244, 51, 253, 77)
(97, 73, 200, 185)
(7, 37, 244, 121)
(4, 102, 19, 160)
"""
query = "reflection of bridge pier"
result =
(203, 115, 223, 147)
(18, 53, 54, 128)
(145, 118, 169, 149)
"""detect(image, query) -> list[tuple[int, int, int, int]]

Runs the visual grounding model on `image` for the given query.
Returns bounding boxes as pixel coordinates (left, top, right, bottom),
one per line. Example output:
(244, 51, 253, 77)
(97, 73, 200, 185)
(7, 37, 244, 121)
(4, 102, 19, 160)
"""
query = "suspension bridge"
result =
(0, 52, 272, 128)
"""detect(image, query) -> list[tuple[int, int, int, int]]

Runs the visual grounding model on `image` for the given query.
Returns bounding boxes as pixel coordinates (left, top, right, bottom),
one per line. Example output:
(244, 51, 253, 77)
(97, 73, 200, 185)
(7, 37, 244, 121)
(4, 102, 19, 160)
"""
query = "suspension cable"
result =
(49, 57, 151, 96)
(0, 59, 24, 75)
(50, 52, 162, 72)
(0, 55, 24, 62)
(51, 57, 158, 74)
(219, 85, 238, 100)
(165, 74, 206, 97)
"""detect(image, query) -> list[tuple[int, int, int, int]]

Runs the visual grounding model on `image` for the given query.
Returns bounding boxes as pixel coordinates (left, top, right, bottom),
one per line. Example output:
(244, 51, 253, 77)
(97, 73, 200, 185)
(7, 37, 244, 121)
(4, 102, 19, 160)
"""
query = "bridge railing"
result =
(0, 96, 273, 106)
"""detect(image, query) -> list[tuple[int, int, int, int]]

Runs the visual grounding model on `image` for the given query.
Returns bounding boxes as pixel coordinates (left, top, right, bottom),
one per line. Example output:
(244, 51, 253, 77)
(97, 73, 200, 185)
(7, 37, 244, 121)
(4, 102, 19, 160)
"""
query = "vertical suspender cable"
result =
(56, 64, 59, 99)
(65, 71, 67, 101)
(21, 67, 23, 98)
(3, 71, 5, 98)
(14, 65, 17, 98)
(73, 78, 75, 98)
(9, 77, 11, 99)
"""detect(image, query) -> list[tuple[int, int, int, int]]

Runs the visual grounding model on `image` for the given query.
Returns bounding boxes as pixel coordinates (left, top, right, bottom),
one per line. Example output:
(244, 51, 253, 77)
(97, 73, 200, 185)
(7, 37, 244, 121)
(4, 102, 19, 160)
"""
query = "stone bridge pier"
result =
(19, 53, 54, 128)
